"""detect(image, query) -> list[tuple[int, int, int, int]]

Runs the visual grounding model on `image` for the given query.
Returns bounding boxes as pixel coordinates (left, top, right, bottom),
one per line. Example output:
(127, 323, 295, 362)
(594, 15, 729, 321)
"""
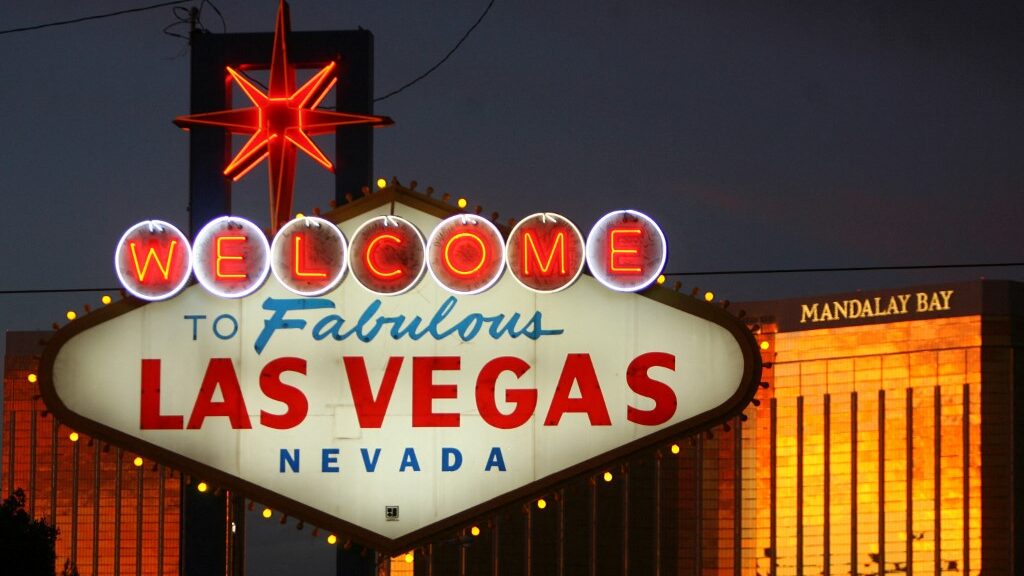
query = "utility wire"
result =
(663, 261, 1024, 277)
(0, 0, 193, 36)
(1, 261, 1022, 295)
(0, 288, 120, 296)
(1, 0, 493, 103)
(374, 0, 497, 102)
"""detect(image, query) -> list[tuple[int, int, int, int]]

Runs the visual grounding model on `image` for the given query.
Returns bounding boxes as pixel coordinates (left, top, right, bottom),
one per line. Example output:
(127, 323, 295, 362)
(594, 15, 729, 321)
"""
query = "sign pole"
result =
(184, 23, 380, 576)
(183, 30, 235, 576)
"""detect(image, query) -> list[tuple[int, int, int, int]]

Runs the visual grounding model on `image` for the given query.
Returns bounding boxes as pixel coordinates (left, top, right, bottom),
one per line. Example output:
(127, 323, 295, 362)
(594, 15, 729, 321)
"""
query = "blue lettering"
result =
(338, 300, 384, 342)
(520, 312, 560, 339)
(257, 296, 563, 351)
(441, 447, 463, 472)
(456, 314, 483, 339)
(279, 448, 300, 473)
(399, 448, 421, 472)
(484, 447, 507, 472)
(256, 298, 334, 354)
(184, 314, 206, 340)
(212, 314, 238, 340)
(489, 313, 520, 339)
(322, 448, 340, 473)
(389, 315, 426, 340)
(312, 315, 345, 340)
(429, 297, 461, 339)
(360, 448, 381, 472)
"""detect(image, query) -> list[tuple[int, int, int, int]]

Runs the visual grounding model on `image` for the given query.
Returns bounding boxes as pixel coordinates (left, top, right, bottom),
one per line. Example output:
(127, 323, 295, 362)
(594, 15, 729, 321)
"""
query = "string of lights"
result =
(0, 261, 1020, 296)
(0, 0, 193, 36)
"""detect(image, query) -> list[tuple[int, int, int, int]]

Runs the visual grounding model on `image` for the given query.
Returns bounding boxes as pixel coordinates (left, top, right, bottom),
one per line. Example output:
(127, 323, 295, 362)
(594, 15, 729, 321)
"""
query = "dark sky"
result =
(2, 1, 1023, 572)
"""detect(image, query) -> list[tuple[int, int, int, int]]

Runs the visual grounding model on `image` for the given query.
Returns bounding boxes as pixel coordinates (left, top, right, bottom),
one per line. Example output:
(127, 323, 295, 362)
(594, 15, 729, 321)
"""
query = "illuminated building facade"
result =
(413, 280, 1021, 576)
(4, 280, 1022, 575)
(698, 280, 1013, 575)
(3, 331, 181, 575)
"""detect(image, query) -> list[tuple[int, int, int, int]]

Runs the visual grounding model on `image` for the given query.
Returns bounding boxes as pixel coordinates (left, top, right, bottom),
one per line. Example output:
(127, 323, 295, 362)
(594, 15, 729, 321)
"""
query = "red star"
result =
(174, 0, 392, 232)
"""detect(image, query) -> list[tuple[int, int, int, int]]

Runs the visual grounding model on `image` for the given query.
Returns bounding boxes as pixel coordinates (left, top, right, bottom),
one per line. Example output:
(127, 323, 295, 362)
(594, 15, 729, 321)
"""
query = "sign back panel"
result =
(40, 195, 760, 553)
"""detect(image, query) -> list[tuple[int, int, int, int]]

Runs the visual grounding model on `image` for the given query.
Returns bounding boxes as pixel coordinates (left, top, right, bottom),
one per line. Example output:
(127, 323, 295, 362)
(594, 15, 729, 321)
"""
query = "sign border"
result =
(38, 185, 762, 554)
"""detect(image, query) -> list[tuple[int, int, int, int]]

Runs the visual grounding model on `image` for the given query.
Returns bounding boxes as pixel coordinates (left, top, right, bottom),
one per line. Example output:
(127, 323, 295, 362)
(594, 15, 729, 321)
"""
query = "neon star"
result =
(174, 0, 392, 232)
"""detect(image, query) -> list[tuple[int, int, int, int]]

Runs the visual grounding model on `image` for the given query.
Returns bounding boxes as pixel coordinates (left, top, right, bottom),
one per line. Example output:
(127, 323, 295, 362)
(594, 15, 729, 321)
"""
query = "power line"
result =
(374, 0, 497, 102)
(664, 261, 1024, 277)
(0, 0, 193, 36)
(2, 261, 1022, 296)
(0, 288, 120, 296)
(2, 0, 494, 103)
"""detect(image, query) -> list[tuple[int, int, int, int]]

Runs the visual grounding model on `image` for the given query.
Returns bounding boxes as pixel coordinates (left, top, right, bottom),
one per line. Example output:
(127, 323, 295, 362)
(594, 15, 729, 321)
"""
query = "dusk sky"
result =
(2, 1, 1023, 573)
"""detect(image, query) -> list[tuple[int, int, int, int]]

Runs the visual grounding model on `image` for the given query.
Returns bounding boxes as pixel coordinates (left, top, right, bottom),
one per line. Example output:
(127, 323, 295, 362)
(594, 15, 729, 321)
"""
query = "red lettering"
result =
(625, 352, 677, 426)
(259, 357, 309, 429)
(292, 234, 328, 279)
(412, 356, 460, 427)
(139, 359, 184, 429)
(364, 233, 404, 279)
(522, 230, 566, 276)
(345, 356, 404, 428)
(187, 358, 252, 429)
(130, 240, 178, 282)
(215, 235, 247, 279)
(476, 356, 536, 429)
(544, 353, 611, 426)
(443, 232, 487, 276)
(608, 227, 643, 273)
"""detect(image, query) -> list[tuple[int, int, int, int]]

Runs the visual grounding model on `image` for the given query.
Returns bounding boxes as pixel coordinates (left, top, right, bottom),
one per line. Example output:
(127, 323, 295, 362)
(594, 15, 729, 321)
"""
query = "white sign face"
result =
(42, 198, 758, 552)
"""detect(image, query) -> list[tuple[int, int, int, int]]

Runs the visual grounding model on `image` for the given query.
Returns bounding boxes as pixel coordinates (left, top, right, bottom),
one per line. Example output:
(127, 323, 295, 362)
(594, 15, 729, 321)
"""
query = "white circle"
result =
(505, 212, 586, 294)
(269, 216, 347, 297)
(585, 209, 667, 292)
(193, 216, 271, 299)
(348, 215, 427, 296)
(426, 214, 507, 295)
(114, 220, 192, 301)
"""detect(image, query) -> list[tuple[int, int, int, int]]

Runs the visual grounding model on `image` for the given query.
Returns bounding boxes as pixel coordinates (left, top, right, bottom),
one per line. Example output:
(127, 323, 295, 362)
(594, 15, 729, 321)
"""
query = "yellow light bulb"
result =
(327, 534, 338, 545)
(404, 553, 414, 563)
(670, 443, 681, 455)
(262, 507, 272, 519)
(66, 310, 77, 321)
(376, 178, 387, 189)
(133, 457, 143, 467)
(101, 295, 112, 305)
(760, 341, 770, 350)
(536, 499, 547, 510)
(704, 291, 714, 302)
(28, 374, 37, 383)
(470, 526, 481, 537)
(603, 471, 613, 482)
(457, 198, 468, 209)
(69, 432, 79, 442)
(657, 274, 666, 285)
(196, 482, 208, 493)
(295, 213, 305, 219)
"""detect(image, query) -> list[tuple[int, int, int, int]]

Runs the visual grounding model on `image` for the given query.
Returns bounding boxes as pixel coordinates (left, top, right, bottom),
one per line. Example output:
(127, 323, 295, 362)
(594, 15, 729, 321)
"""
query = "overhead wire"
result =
(2, 0, 491, 103)
(164, 0, 226, 42)
(662, 261, 1024, 277)
(1, 1, 1018, 292)
(0, 0, 193, 36)
(1, 261, 1021, 296)
(374, 0, 497, 102)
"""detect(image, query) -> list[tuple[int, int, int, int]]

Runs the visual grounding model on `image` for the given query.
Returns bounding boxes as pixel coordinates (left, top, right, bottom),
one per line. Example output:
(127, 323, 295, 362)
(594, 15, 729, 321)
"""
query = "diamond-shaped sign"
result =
(40, 188, 759, 553)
